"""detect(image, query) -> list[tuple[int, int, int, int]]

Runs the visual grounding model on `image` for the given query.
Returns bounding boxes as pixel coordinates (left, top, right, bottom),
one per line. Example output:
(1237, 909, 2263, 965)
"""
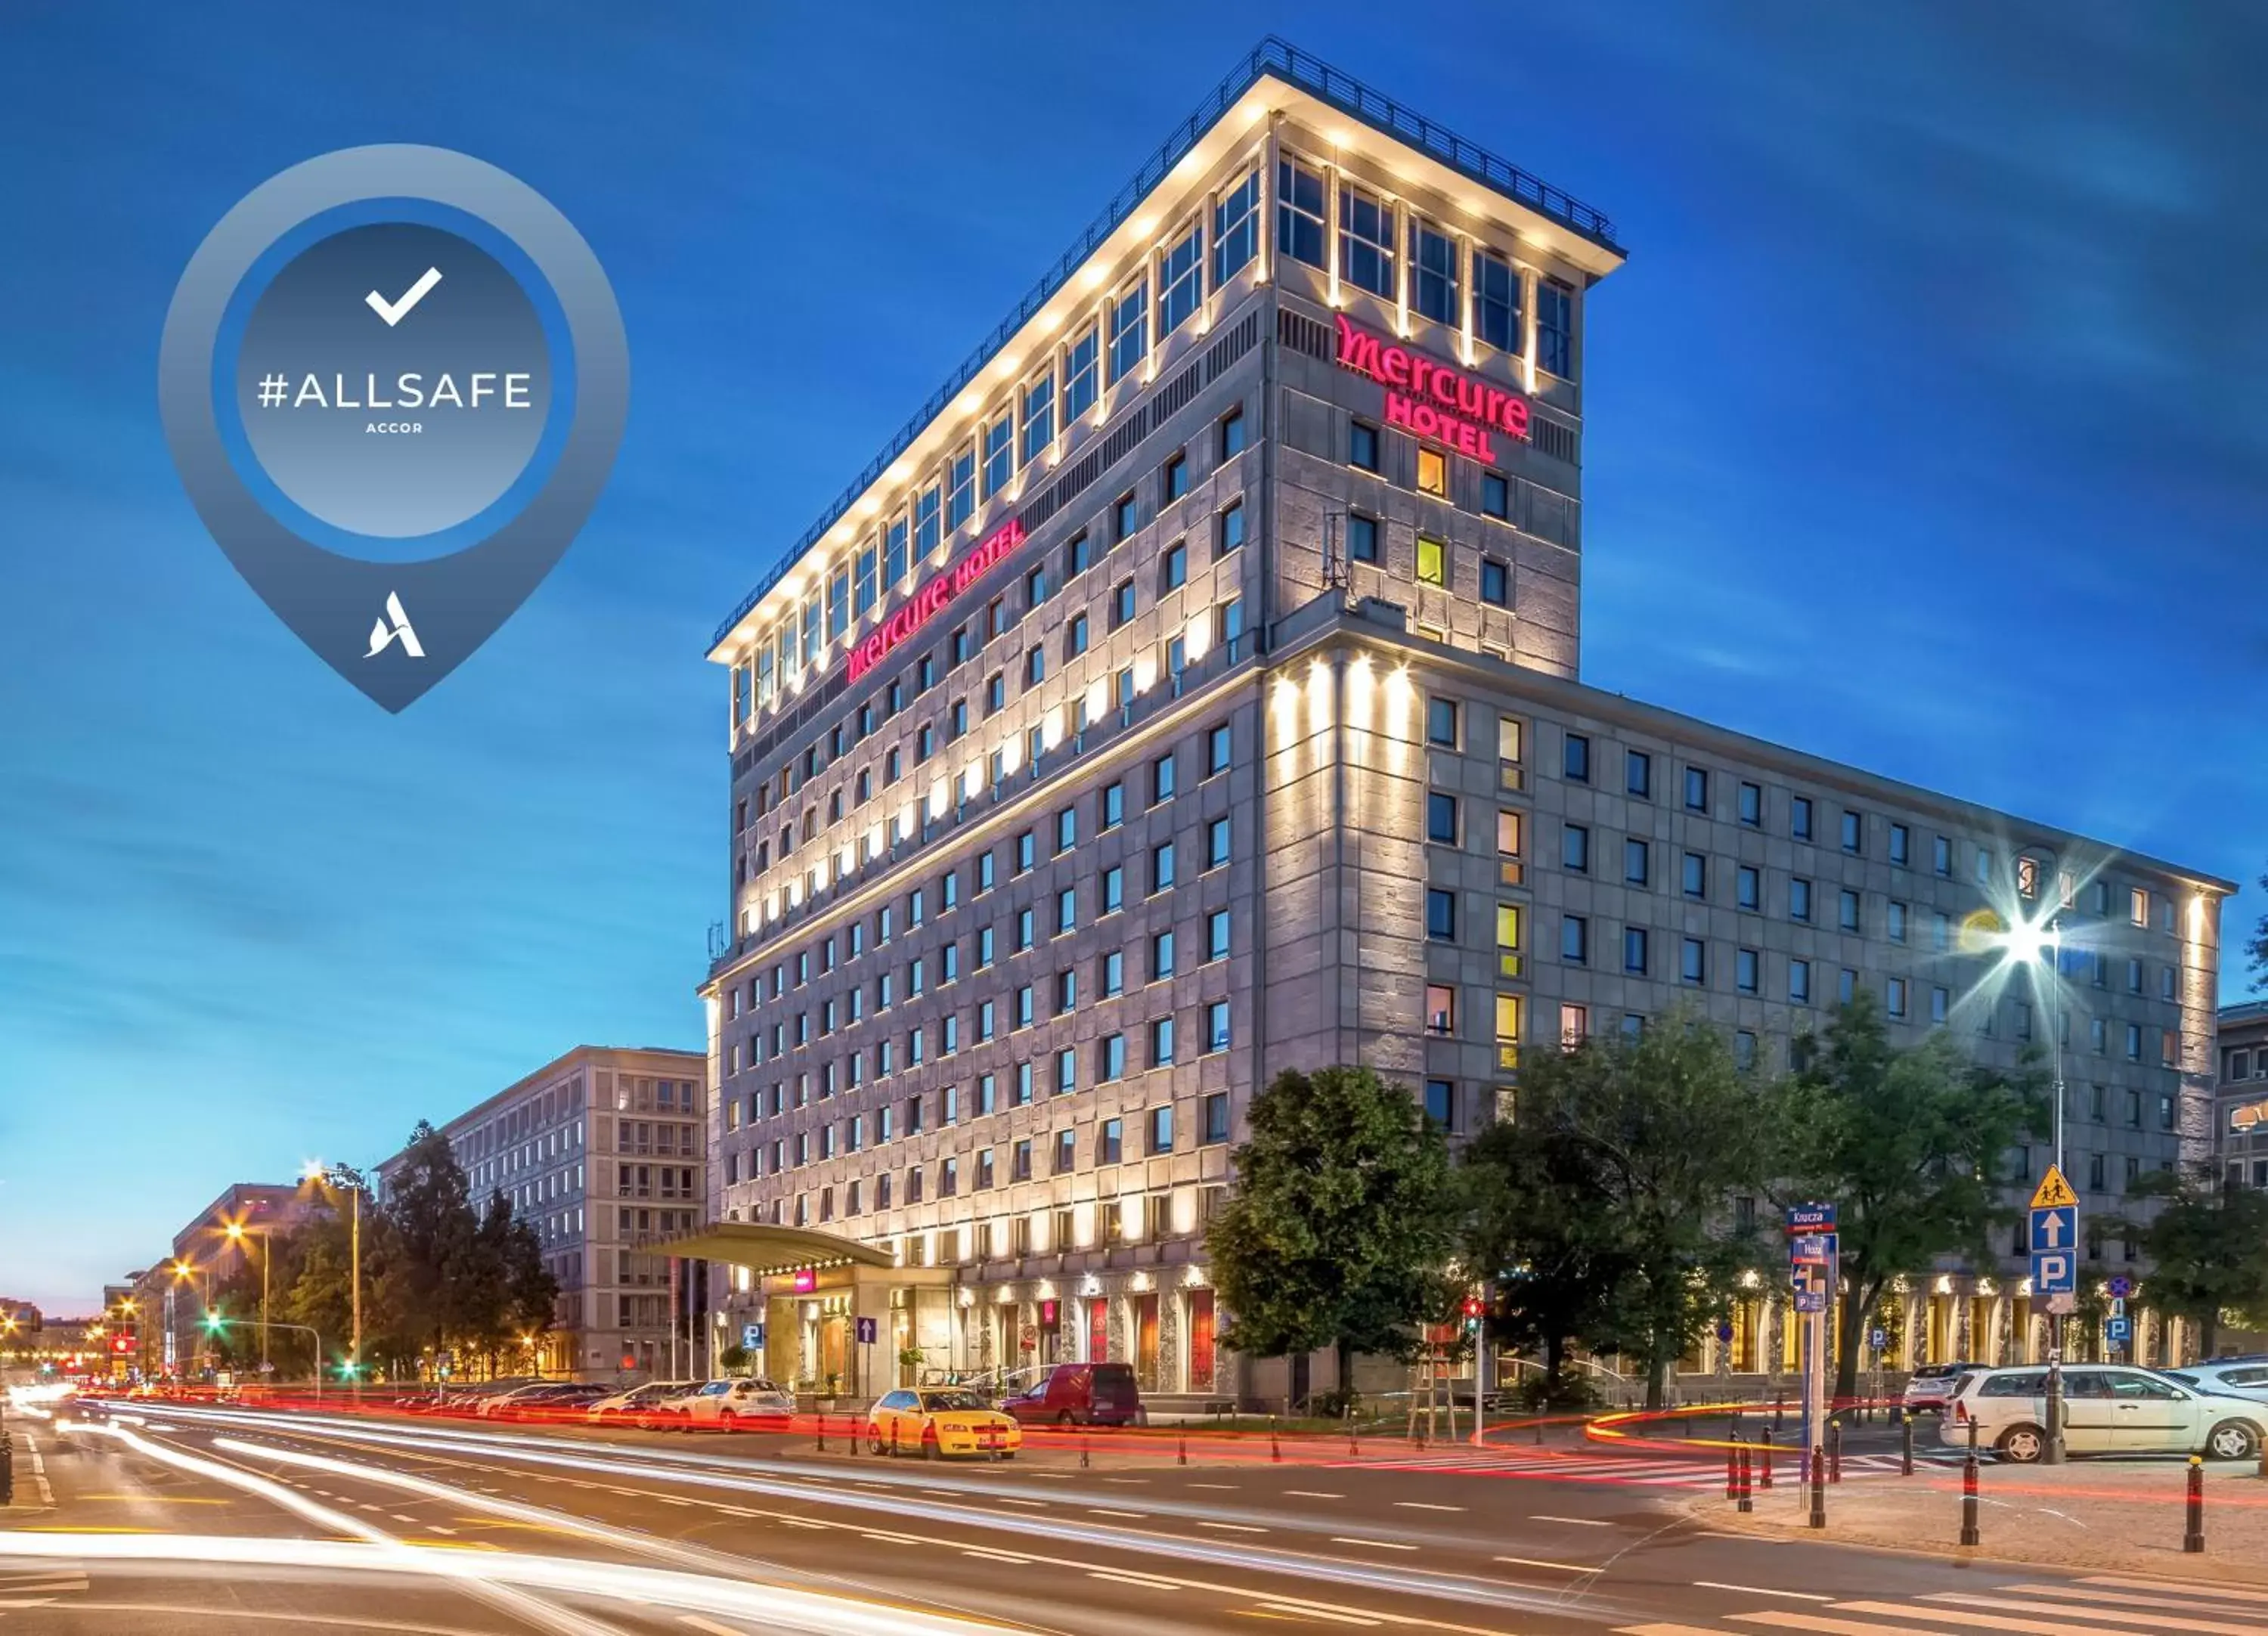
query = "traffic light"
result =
(110, 1334, 134, 1356)
(1461, 1295, 1485, 1334)
(203, 1310, 226, 1334)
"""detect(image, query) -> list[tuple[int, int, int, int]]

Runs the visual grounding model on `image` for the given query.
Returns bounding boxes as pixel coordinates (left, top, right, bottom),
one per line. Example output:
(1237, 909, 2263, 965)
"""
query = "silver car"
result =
(1944, 1363, 2268, 1462)
(2162, 1360, 2268, 1402)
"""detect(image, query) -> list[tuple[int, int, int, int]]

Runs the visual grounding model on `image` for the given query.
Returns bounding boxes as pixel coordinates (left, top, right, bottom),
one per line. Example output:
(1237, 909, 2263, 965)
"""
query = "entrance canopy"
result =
(651, 1221, 896, 1277)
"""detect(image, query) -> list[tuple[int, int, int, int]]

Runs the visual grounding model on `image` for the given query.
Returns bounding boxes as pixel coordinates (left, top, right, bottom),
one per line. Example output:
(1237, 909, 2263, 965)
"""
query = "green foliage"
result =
(1464, 1010, 1767, 1408)
(1768, 990, 2047, 1396)
(1207, 1065, 1459, 1375)
(2107, 1164, 2268, 1356)
(717, 1344, 751, 1375)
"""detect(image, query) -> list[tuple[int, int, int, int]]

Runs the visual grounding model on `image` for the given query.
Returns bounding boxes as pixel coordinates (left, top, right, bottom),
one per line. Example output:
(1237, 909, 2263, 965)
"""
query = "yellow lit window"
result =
(1494, 993, 1524, 1072)
(1417, 447, 1447, 497)
(1416, 536, 1446, 586)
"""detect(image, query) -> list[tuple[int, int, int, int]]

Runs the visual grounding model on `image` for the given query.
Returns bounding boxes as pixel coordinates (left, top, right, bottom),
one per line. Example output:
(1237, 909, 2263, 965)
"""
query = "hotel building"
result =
(697, 39, 2232, 1400)
(2215, 1000, 2268, 1186)
(376, 1045, 708, 1381)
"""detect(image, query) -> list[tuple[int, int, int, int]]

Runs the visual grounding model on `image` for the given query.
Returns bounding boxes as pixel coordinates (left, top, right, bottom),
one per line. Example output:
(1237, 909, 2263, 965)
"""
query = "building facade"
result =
(160, 1182, 330, 1378)
(2215, 1000, 2268, 1186)
(697, 39, 2230, 1401)
(376, 1045, 708, 1382)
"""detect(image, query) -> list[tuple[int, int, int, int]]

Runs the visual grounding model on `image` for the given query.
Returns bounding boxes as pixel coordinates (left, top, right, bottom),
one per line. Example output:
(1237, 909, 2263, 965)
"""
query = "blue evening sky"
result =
(2, 3, 2260, 1315)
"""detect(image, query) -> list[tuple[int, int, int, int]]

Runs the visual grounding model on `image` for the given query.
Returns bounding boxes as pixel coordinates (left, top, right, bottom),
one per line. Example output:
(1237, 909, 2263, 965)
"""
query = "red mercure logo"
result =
(1333, 314, 1530, 460)
(844, 517, 1026, 683)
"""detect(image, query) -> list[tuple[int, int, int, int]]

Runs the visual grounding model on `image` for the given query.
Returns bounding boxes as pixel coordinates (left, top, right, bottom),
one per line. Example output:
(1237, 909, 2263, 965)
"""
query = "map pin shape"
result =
(158, 144, 628, 712)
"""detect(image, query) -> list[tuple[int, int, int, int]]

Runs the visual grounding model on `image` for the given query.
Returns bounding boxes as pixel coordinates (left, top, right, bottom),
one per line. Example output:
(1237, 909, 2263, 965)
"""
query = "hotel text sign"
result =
(1334, 315, 1532, 460)
(845, 517, 1025, 683)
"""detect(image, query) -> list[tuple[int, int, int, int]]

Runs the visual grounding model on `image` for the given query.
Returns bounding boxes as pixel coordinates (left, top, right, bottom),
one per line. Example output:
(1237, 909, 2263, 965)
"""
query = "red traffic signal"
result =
(1461, 1297, 1485, 1318)
(110, 1334, 134, 1354)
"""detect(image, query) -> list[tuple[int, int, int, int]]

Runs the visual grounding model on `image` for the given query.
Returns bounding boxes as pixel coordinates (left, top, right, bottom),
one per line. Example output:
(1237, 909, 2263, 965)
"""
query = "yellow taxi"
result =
(866, 1387, 1021, 1459)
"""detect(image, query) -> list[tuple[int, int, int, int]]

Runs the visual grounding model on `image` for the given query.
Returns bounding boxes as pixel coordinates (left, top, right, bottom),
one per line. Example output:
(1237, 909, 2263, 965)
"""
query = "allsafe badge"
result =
(158, 144, 628, 713)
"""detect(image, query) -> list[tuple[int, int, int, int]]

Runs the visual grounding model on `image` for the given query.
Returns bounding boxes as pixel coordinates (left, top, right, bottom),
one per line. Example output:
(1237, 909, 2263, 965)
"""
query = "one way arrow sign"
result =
(2029, 1204, 2078, 1253)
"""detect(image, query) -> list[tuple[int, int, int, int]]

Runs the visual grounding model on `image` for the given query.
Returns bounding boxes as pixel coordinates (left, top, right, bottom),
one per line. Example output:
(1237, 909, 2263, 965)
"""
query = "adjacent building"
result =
(159, 1182, 330, 1377)
(375, 1045, 708, 1381)
(2216, 1000, 2268, 1186)
(696, 37, 2232, 1401)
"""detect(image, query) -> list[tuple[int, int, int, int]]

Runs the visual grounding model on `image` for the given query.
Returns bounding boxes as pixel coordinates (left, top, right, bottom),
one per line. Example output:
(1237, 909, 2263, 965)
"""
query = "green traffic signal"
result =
(203, 1310, 225, 1333)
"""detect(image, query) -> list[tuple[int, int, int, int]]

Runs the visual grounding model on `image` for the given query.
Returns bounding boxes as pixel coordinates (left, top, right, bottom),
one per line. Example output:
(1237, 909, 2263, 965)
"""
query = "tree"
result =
(1207, 1066, 1459, 1399)
(718, 1344, 751, 1376)
(2248, 863, 2268, 990)
(1493, 1012, 1768, 1408)
(1768, 991, 2047, 1399)
(1459, 1088, 1631, 1407)
(2108, 1165, 2268, 1357)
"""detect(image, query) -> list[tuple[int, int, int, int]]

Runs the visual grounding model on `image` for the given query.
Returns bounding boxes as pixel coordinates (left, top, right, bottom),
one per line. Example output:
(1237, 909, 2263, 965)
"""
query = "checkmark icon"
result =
(365, 266, 443, 327)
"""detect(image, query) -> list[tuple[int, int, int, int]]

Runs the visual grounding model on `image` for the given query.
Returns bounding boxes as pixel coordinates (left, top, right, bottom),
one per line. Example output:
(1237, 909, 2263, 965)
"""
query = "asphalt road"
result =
(0, 1400, 2231, 1634)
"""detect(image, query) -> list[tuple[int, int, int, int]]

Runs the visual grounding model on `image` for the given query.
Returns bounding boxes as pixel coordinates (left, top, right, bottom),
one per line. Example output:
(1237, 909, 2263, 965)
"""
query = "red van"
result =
(997, 1362, 1144, 1427)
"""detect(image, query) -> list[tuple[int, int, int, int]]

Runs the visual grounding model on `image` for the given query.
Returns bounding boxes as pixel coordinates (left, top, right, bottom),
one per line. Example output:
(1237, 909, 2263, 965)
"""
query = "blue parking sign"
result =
(2107, 1316, 2133, 1345)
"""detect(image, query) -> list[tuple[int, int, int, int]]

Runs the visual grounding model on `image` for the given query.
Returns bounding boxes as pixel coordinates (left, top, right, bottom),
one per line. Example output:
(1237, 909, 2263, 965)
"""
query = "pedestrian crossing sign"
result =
(2028, 1166, 2077, 1210)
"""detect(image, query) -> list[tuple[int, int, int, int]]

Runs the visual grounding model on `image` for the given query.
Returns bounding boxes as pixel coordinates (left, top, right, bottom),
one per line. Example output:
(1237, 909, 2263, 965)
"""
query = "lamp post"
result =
(306, 1163, 365, 1391)
(224, 1223, 271, 1377)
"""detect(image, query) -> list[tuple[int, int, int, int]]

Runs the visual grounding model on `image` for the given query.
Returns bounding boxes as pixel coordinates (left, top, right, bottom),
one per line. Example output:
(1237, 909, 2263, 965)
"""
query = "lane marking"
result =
(1256, 1606, 1381, 1626)
(1619, 1625, 1746, 1636)
(1334, 1537, 1418, 1551)
(2027, 1588, 2268, 1616)
(989, 1497, 1046, 1507)
(1190, 1482, 1240, 1490)
(1284, 1490, 1344, 1499)
(1199, 1520, 1269, 1533)
(1696, 1585, 1834, 1602)
(2082, 1581, 2268, 1608)
(1737, 1615, 1960, 1636)
(1494, 1556, 1596, 1574)
(1393, 1501, 1464, 1513)
(680, 1617, 751, 1636)
(1913, 1595, 2261, 1636)
(961, 1548, 1033, 1564)
(1532, 1514, 1615, 1526)
(1089, 1571, 1181, 1589)
(1086, 1508, 1146, 1519)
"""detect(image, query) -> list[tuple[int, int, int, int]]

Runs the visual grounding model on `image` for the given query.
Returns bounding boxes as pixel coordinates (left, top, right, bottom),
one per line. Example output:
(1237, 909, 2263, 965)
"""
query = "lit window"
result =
(1417, 448, 1447, 498)
(1275, 157, 1325, 269)
(1213, 168, 1259, 287)
(1108, 278, 1148, 384)
(1424, 983, 1456, 1034)
(1474, 248, 1521, 353)
(1416, 536, 1446, 586)
(1157, 219, 1203, 336)
(1338, 181, 1395, 296)
(1409, 218, 1458, 324)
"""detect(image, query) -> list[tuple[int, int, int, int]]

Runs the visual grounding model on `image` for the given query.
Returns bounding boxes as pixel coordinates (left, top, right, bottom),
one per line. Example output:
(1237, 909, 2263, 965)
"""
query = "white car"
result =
(585, 1380, 700, 1427)
(2162, 1360, 2268, 1402)
(676, 1377, 796, 1431)
(1944, 1363, 2268, 1462)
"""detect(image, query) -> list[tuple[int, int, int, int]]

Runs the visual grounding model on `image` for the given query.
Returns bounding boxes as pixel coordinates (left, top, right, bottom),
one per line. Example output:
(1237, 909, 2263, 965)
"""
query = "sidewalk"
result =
(1692, 1456, 2268, 1582)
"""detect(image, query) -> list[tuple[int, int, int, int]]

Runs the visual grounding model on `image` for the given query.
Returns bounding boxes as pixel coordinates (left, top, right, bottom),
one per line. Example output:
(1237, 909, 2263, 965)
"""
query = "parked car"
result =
(2162, 1360, 2268, 1402)
(677, 1377, 796, 1431)
(482, 1383, 606, 1420)
(866, 1387, 1021, 1459)
(996, 1362, 1144, 1427)
(1944, 1363, 2268, 1462)
(586, 1380, 700, 1428)
(1901, 1362, 1984, 1416)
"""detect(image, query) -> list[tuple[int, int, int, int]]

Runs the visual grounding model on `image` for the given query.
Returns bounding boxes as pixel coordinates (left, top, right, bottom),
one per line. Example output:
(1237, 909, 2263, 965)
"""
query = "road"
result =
(0, 1400, 2247, 1634)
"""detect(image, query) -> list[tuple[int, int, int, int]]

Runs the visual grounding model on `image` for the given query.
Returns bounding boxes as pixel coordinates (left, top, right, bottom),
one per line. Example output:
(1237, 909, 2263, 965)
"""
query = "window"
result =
(1157, 541, 1188, 596)
(1427, 791, 1458, 844)
(1739, 781, 1762, 826)
(1839, 888, 1861, 933)
(1098, 1033, 1126, 1082)
(1276, 156, 1325, 268)
(1933, 835, 1952, 876)
(1888, 823, 1910, 866)
(1064, 322, 1099, 422)
(1792, 797, 1813, 841)
(1409, 218, 1458, 324)
(1563, 823, 1590, 873)
(1537, 277, 1573, 378)
(1206, 909, 1231, 962)
(1561, 914, 1589, 965)
(1425, 982, 1457, 1034)
(1338, 180, 1395, 296)
(1064, 613, 1089, 660)
(1346, 513, 1379, 563)
(1564, 733, 1590, 782)
(1151, 842, 1176, 894)
(1099, 1119, 1123, 1165)
(1842, 810, 1864, 854)
(981, 411, 1014, 499)
(1623, 926, 1649, 975)
(2130, 887, 2149, 928)
(1931, 986, 1949, 1024)
(1151, 929, 1175, 980)
(1415, 534, 1446, 586)
(1020, 368, 1055, 465)
(1887, 978, 1908, 1019)
(1349, 420, 1380, 473)
(1157, 219, 1203, 335)
(1888, 901, 1907, 943)
(1681, 937, 1706, 984)
(1151, 752, 1177, 804)
(1205, 1001, 1232, 1052)
(1481, 471, 1510, 521)
(1108, 277, 1148, 383)
(1206, 816, 1232, 869)
(1474, 247, 1521, 353)
(1732, 863, 1762, 912)
(1151, 1015, 1176, 1065)
(1626, 750, 1652, 799)
(1480, 556, 1509, 606)
(1207, 723, 1232, 773)
(1421, 1080, 1458, 1133)
(1790, 878, 1812, 922)
(1426, 697, 1459, 748)
(1683, 851, 1706, 899)
(1220, 407, 1247, 460)
(1202, 1092, 1230, 1145)
(1217, 500, 1245, 555)
(1416, 448, 1448, 499)
(1789, 959, 1811, 1004)
(1426, 888, 1457, 940)
(1147, 1105, 1175, 1155)
(1736, 947, 1758, 994)
(1624, 838, 1650, 887)
(1161, 452, 1189, 505)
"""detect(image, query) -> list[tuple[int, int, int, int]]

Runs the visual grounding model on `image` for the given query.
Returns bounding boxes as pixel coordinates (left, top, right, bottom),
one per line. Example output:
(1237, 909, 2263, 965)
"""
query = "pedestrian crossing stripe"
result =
(1621, 1577, 2268, 1636)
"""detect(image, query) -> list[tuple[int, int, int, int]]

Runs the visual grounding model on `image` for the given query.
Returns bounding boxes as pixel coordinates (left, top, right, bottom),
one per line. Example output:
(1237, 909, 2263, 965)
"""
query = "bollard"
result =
(1901, 1417, 1914, 1476)
(891, 1419, 900, 1458)
(1532, 1417, 1544, 1446)
(1349, 1422, 1360, 1458)
(1774, 1397, 1785, 1430)
(1080, 1429, 1090, 1469)
(1179, 1430, 1188, 1467)
(817, 1412, 827, 1453)
(1726, 1436, 1740, 1501)
(2186, 1455, 2205, 1554)
(1737, 1442, 1754, 1514)
(1960, 1418, 1980, 1547)
(1827, 1420, 1842, 1485)
(0, 1429, 11, 1507)
(1808, 1445, 1826, 1529)
(1271, 1421, 1282, 1464)
(1758, 1430, 1774, 1490)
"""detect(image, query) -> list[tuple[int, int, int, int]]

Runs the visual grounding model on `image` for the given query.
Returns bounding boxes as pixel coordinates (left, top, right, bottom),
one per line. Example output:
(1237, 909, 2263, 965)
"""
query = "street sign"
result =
(2107, 1316, 2133, 1344)
(1792, 1260, 1831, 1313)
(1870, 1327, 1888, 1350)
(2029, 1167, 2077, 1210)
(1717, 1322, 1734, 1343)
(2111, 1297, 2127, 1318)
(2031, 1250, 2077, 1297)
(1785, 1203, 1837, 1233)
(855, 1315, 878, 1346)
(2028, 1205, 2078, 1254)
(2108, 1275, 2133, 1300)
(2046, 1293, 2077, 1316)
(741, 1323, 763, 1349)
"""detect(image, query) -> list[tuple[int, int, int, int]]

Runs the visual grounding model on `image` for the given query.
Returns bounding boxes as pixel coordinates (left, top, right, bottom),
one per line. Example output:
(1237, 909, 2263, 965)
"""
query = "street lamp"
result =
(305, 1162, 366, 1390)
(223, 1222, 272, 1378)
(1991, 906, 2068, 1465)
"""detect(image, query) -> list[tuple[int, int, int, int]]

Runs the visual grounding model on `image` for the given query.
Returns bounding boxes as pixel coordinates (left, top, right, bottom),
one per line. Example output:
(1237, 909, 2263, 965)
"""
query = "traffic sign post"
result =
(1787, 1206, 1838, 1482)
(2029, 1167, 2080, 1466)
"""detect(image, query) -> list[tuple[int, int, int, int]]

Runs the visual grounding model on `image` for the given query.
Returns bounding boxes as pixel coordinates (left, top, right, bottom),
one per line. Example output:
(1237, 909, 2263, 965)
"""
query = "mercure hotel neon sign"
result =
(1334, 314, 1532, 460)
(845, 518, 1026, 683)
